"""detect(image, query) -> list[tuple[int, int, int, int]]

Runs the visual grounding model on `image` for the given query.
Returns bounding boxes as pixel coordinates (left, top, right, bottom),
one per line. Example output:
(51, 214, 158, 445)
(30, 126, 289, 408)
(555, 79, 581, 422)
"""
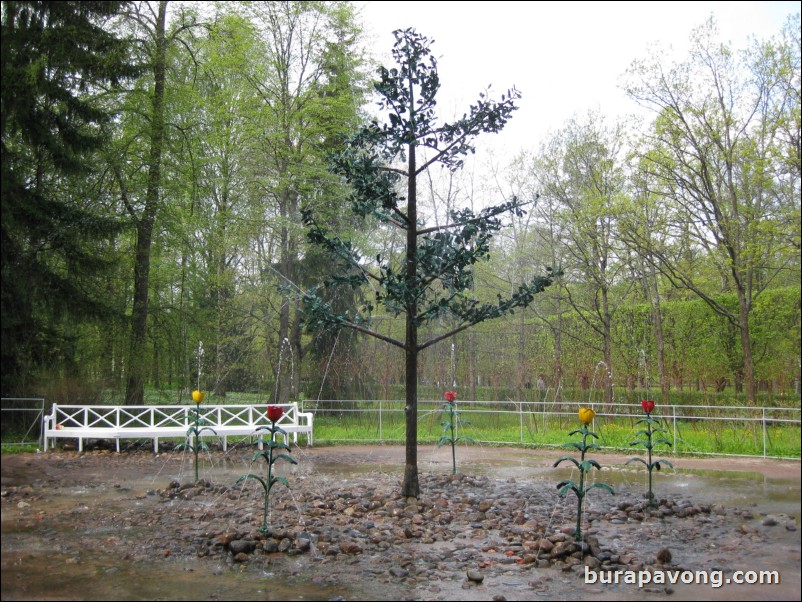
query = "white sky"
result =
(357, 1, 799, 162)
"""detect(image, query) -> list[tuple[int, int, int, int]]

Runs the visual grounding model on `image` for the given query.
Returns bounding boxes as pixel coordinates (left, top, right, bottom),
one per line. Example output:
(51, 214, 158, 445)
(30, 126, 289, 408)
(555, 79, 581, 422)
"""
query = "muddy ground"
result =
(1, 444, 800, 601)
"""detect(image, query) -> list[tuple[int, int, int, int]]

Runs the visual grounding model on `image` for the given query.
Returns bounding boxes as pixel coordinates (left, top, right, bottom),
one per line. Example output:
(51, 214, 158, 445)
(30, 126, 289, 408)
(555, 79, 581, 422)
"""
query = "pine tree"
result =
(1, 1, 140, 394)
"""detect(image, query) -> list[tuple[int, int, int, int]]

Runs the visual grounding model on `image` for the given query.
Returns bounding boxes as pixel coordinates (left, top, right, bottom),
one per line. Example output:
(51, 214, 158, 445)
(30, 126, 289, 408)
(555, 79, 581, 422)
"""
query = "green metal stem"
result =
(575, 429, 587, 541)
(450, 405, 457, 474)
(262, 423, 275, 533)
(646, 414, 656, 507)
(193, 404, 200, 482)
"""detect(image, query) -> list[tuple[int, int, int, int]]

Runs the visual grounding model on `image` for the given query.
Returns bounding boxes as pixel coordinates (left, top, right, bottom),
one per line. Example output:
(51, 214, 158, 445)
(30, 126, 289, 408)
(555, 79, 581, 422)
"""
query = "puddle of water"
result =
(431, 452, 801, 522)
(0, 551, 349, 601)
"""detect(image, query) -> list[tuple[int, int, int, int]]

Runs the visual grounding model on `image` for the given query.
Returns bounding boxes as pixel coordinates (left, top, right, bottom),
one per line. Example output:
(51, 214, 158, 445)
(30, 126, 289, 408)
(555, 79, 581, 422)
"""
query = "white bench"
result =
(42, 403, 313, 452)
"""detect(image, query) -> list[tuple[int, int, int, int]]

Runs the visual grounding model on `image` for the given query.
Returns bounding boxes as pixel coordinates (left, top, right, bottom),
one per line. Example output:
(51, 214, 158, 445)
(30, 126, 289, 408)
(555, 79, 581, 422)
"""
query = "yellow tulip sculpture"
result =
(178, 390, 216, 482)
(553, 406, 613, 542)
(578, 407, 595, 425)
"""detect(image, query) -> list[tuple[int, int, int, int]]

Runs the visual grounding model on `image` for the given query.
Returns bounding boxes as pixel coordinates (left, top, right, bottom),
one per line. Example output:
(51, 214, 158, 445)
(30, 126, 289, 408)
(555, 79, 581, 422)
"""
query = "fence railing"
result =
(300, 399, 802, 460)
(2, 397, 799, 459)
(1, 398, 45, 447)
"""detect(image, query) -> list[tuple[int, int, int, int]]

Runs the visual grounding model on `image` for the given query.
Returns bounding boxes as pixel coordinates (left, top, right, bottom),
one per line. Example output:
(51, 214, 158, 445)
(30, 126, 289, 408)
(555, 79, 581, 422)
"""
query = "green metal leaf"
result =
(580, 459, 602, 472)
(270, 453, 298, 466)
(654, 459, 673, 469)
(235, 474, 267, 491)
(268, 440, 292, 452)
(586, 483, 614, 495)
(251, 451, 270, 463)
(561, 442, 583, 452)
(254, 425, 288, 436)
(553, 456, 580, 468)
(556, 479, 580, 497)
(271, 476, 291, 489)
(626, 457, 647, 466)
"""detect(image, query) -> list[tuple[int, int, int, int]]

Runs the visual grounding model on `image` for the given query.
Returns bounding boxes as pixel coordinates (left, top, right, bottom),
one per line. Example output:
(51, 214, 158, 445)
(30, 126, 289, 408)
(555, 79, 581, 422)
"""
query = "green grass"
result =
(0, 444, 39, 454)
(9, 392, 798, 458)
(311, 404, 801, 459)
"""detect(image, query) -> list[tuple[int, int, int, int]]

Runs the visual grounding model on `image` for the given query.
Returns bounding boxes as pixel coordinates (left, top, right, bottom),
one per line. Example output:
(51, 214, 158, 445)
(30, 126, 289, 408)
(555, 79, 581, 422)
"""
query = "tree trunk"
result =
(517, 310, 526, 400)
(277, 269, 291, 403)
(736, 285, 756, 403)
(275, 184, 293, 404)
(554, 307, 563, 403)
(601, 287, 613, 406)
(402, 132, 419, 499)
(468, 329, 477, 402)
(650, 269, 669, 405)
(126, 215, 154, 404)
(291, 297, 304, 397)
(125, 0, 167, 405)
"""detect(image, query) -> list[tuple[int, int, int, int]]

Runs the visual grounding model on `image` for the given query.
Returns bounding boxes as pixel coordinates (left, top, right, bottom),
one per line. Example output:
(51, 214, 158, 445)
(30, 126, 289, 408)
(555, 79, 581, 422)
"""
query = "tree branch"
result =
(417, 197, 535, 236)
(338, 321, 406, 349)
(418, 322, 475, 351)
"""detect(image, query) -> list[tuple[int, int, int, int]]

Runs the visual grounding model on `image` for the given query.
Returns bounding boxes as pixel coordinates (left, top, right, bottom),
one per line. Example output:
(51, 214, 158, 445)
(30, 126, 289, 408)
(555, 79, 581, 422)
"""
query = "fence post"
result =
(40, 398, 45, 449)
(672, 405, 677, 452)
(762, 408, 767, 458)
(520, 402, 524, 444)
(379, 399, 383, 445)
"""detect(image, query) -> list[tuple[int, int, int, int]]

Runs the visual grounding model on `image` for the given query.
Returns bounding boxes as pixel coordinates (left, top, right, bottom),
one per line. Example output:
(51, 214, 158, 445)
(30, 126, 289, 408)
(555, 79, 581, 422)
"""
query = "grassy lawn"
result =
(310, 403, 801, 458)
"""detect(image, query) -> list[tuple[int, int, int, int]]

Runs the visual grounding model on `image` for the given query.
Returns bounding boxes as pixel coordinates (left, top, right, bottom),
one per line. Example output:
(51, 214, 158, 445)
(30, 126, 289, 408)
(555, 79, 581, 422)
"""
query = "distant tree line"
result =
(1, 2, 799, 409)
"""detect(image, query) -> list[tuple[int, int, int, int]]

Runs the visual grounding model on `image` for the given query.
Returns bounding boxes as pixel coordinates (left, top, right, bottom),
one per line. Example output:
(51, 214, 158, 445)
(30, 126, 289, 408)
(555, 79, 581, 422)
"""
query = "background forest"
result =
(2, 1, 800, 409)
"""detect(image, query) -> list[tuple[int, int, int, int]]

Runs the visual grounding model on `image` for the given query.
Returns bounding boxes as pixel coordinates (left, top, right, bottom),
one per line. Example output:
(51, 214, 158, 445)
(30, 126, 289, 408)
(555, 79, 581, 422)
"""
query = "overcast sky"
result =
(357, 1, 799, 161)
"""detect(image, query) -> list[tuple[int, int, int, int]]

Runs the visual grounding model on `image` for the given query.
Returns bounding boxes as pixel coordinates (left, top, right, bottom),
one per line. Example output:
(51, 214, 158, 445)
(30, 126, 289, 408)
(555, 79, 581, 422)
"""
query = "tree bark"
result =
(402, 123, 419, 498)
(125, 0, 168, 405)
(601, 286, 613, 406)
(736, 286, 756, 403)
